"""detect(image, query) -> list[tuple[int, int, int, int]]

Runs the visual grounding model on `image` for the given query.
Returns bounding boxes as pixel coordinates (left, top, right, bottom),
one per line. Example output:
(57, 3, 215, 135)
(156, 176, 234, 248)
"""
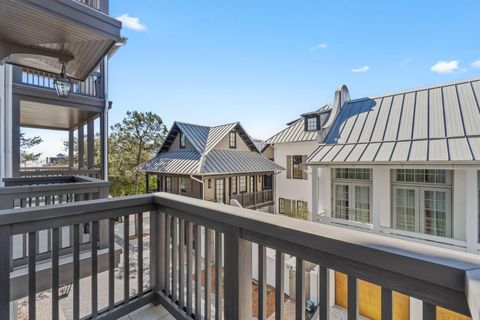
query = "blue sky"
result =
(28, 0, 480, 158)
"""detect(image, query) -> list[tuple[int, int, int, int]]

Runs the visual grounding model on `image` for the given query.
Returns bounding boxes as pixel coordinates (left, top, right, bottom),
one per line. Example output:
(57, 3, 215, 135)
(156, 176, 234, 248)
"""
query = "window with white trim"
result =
(392, 169, 453, 238)
(229, 131, 236, 148)
(215, 179, 225, 203)
(332, 168, 372, 223)
(231, 176, 237, 194)
(306, 116, 318, 131)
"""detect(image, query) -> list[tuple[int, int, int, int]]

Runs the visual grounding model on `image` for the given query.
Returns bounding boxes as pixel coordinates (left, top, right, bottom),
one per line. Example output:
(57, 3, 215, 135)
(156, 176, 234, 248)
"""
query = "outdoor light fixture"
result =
(54, 63, 71, 97)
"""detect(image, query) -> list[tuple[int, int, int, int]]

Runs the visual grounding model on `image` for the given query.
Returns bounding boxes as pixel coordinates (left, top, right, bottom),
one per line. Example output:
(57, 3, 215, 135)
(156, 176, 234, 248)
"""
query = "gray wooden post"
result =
(0, 225, 11, 320)
(347, 276, 358, 320)
(423, 302, 436, 320)
(381, 288, 392, 320)
(319, 266, 330, 320)
(87, 118, 94, 169)
(78, 125, 84, 169)
(68, 130, 74, 168)
(223, 227, 252, 320)
(100, 111, 106, 180)
(11, 95, 20, 177)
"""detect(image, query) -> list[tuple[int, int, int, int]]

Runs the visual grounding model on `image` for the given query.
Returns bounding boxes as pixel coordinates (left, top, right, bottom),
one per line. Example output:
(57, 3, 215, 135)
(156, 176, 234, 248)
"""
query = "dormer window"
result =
(180, 132, 186, 149)
(229, 131, 236, 148)
(305, 116, 319, 131)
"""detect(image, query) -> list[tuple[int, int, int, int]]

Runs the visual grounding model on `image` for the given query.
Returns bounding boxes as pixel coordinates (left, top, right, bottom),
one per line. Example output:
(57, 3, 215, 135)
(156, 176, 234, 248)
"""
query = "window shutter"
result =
(301, 155, 308, 180)
(316, 115, 321, 130)
(286, 156, 292, 179)
(292, 200, 297, 214)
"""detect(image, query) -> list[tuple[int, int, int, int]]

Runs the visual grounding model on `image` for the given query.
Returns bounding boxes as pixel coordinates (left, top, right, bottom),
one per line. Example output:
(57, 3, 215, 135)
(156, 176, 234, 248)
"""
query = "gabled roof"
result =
(265, 104, 331, 144)
(137, 121, 283, 175)
(308, 78, 480, 165)
(159, 121, 258, 154)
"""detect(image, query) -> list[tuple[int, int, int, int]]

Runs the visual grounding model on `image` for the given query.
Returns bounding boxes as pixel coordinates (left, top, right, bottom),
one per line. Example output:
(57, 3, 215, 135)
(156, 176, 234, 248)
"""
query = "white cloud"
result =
(430, 60, 460, 74)
(351, 65, 370, 73)
(116, 14, 146, 31)
(310, 43, 327, 51)
(471, 60, 480, 69)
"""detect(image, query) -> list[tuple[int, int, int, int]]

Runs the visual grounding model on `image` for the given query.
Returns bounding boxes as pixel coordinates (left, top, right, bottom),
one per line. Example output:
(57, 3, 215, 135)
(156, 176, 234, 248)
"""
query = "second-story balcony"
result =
(0, 192, 478, 319)
(0, 0, 121, 81)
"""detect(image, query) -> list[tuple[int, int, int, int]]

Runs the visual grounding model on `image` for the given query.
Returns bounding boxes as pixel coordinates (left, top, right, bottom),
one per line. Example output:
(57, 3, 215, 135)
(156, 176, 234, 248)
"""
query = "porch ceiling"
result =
(0, 0, 122, 80)
(20, 100, 97, 130)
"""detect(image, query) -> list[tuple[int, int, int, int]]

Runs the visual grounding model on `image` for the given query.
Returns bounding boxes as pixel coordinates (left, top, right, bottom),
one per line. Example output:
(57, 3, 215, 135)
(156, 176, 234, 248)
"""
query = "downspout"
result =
(190, 175, 205, 200)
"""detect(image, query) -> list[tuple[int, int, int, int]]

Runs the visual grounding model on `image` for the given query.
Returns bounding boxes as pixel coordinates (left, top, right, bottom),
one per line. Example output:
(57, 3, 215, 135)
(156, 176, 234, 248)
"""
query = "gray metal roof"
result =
(201, 150, 284, 174)
(160, 121, 258, 154)
(265, 105, 331, 144)
(136, 150, 201, 175)
(137, 150, 283, 175)
(308, 78, 480, 164)
(139, 121, 281, 175)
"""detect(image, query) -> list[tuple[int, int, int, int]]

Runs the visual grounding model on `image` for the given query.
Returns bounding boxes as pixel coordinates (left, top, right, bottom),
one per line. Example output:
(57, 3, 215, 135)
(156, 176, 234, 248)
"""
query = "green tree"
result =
(20, 131, 43, 166)
(109, 111, 167, 196)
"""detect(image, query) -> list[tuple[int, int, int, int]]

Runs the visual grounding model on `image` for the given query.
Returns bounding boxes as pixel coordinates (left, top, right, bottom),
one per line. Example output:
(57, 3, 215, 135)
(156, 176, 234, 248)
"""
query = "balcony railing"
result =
(73, 0, 108, 13)
(231, 189, 273, 208)
(19, 167, 102, 179)
(17, 68, 103, 98)
(0, 192, 478, 319)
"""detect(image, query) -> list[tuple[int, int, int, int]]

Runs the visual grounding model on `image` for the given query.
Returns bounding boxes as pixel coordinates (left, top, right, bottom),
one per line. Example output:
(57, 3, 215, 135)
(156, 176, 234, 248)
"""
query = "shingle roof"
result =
(307, 78, 480, 164)
(265, 105, 331, 144)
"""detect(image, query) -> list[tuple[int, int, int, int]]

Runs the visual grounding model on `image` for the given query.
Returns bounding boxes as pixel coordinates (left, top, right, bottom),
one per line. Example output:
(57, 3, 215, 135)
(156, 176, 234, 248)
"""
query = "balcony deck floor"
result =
(122, 304, 174, 320)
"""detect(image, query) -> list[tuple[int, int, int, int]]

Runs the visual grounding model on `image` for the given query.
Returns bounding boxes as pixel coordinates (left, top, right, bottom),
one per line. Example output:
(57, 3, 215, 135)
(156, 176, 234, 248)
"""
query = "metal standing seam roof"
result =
(307, 78, 480, 165)
(137, 150, 283, 175)
(265, 105, 331, 144)
(138, 121, 283, 175)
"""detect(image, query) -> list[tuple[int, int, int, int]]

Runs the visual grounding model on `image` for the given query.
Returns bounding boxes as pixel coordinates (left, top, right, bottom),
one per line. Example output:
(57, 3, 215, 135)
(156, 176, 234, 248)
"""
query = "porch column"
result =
(466, 168, 478, 252)
(100, 111, 107, 180)
(87, 118, 94, 169)
(0, 62, 5, 183)
(11, 95, 20, 177)
(311, 166, 319, 221)
(372, 167, 390, 231)
(78, 124, 84, 169)
(68, 129, 74, 168)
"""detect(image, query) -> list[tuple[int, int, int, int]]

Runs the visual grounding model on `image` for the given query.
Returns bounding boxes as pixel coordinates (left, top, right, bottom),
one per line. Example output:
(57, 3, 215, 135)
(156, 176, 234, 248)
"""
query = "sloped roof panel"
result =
(443, 85, 465, 137)
(307, 78, 480, 165)
(136, 150, 201, 174)
(204, 123, 237, 153)
(202, 150, 283, 174)
(457, 82, 480, 136)
(265, 118, 317, 144)
(175, 122, 210, 153)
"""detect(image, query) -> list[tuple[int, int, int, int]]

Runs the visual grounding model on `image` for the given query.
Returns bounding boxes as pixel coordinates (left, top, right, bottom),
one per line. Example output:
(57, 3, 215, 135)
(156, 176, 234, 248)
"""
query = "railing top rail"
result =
(0, 176, 109, 195)
(0, 194, 154, 228)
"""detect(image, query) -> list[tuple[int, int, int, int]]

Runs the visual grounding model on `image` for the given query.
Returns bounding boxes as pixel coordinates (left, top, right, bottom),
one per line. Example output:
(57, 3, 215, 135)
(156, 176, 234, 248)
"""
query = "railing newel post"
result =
(0, 225, 11, 320)
(223, 226, 252, 320)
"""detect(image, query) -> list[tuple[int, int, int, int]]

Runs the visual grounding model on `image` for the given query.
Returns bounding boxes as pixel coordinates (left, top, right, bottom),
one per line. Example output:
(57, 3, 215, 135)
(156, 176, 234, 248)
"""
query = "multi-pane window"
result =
(179, 132, 186, 149)
(392, 169, 452, 238)
(180, 177, 190, 192)
(332, 168, 372, 223)
(297, 200, 307, 212)
(165, 177, 173, 193)
(334, 168, 371, 181)
(306, 116, 318, 131)
(279, 198, 286, 214)
(395, 169, 448, 184)
(229, 131, 236, 148)
(239, 176, 247, 193)
(231, 176, 237, 194)
(292, 156, 303, 179)
(215, 179, 225, 203)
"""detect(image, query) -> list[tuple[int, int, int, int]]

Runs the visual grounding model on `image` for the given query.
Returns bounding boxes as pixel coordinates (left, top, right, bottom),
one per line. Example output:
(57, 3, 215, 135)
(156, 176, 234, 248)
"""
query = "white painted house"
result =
(305, 79, 480, 319)
(264, 105, 331, 218)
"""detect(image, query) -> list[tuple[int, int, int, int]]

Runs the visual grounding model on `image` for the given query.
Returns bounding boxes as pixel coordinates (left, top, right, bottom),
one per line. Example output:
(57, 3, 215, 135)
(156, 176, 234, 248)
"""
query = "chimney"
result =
(317, 85, 350, 143)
